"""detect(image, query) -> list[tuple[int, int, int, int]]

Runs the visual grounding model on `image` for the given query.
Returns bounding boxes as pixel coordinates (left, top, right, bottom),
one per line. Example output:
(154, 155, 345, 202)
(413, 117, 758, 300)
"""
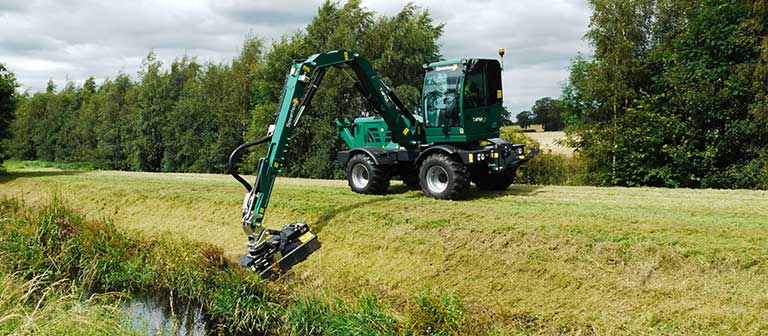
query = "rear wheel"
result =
(474, 169, 516, 191)
(419, 153, 469, 200)
(346, 154, 389, 194)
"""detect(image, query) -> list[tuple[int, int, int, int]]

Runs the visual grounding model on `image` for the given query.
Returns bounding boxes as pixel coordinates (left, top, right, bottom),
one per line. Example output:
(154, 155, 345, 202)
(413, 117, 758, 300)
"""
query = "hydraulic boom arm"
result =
(229, 50, 421, 276)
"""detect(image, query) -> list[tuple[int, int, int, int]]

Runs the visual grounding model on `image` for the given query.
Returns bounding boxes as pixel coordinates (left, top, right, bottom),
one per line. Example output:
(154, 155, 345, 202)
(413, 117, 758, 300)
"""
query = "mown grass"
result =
(2, 166, 768, 334)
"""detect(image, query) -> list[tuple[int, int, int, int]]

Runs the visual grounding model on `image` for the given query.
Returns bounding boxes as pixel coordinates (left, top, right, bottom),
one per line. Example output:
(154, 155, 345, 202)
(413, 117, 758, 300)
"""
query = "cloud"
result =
(361, 0, 592, 112)
(211, 0, 324, 24)
(0, 0, 592, 113)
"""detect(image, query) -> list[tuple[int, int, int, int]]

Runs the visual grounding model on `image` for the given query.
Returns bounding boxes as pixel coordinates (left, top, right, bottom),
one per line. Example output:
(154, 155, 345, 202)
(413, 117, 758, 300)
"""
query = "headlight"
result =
(516, 147, 524, 155)
(477, 153, 486, 161)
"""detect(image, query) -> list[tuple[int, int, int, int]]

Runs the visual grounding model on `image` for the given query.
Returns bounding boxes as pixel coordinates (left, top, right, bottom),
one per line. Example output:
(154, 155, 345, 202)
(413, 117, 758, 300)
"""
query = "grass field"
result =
(2, 167, 768, 334)
(526, 131, 574, 157)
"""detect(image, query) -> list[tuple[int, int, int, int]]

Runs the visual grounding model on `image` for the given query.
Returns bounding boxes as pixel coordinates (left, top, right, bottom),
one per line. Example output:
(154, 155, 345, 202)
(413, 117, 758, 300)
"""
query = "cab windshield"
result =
(423, 64, 461, 127)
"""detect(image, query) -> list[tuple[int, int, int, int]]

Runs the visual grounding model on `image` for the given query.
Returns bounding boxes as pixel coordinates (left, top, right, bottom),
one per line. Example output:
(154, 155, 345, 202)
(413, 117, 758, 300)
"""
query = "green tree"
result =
(0, 64, 18, 166)
(160, 56, 202, 172)
(9, 92, 45, 160)
(654, 0, 762, 188)
(564, 0, 768, 188)
(91, 74, 134, 169)
(207, 37, 263, 173)
(750, 0, 768, 123)
(500, 106, 514, 126)
(44, 82, 76, 161)
(567, 0, 655, 185)
(69, 77, 98, 162)
(515, 111, 534, 130)
(531, 97, 565, 131)
(128, 52, 173, 171)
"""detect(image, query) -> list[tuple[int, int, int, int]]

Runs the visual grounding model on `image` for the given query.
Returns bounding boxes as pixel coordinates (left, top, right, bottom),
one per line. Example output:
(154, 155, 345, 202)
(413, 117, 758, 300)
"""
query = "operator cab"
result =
(422, 58, 503, 142)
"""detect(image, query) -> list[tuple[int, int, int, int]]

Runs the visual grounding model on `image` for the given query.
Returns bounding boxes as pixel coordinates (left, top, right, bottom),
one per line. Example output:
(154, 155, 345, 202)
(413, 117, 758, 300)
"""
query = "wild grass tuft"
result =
(325, 294, 398, 336)
(407, 288, 466, 336)
(283, 295, 332, 335)
(206, 270, 280, 334)
(0, 273, 134, 335)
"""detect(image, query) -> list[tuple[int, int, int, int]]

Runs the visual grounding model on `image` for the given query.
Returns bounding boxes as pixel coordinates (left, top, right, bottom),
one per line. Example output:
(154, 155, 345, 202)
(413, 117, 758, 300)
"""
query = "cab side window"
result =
(423, 67, 461, 127)
(463, 60, 502, 109)
(463, 63, 487, 109)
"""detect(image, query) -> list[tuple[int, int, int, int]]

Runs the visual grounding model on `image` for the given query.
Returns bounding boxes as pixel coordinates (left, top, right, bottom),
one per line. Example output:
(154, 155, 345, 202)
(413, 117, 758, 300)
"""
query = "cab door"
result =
(461, 60, 502, 140)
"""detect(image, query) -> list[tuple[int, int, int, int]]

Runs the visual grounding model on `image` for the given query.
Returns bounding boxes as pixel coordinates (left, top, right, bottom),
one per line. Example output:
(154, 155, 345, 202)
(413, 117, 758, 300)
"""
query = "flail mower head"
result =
(237, 222, 321, 280)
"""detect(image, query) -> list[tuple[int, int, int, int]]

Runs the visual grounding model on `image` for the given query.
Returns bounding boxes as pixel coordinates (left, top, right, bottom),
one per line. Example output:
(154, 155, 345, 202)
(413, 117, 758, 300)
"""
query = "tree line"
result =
(509, 0, 767, 189)
(515, 97, 567, 131)
(560, 0, 768, 189)
(0, 64, 16, 166)
(2, 0, 442, 178)
(3, 0, 767, 190)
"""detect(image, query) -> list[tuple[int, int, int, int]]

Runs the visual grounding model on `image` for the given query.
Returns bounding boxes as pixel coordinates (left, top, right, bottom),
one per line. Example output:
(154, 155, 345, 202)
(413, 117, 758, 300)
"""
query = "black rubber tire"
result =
(346, 154, 390, 195)
(419, 153, 469, 200)
(474, 169, 516, 191)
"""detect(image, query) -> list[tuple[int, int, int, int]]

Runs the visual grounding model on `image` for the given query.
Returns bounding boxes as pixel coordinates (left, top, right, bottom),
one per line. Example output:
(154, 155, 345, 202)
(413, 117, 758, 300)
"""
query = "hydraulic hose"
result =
(228, 135, 273, 191)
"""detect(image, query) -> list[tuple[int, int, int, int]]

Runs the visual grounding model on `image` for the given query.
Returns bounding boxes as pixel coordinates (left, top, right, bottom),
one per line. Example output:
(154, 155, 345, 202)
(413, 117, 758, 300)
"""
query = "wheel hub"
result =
(351, 163, 369, 189)
(425, 165, 449, 193)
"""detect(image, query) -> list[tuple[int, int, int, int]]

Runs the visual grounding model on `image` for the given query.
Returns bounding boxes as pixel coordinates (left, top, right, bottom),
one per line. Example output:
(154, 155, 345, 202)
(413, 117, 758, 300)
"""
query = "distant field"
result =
(526, 131, 574, 157)
(2, 167, 768, 334)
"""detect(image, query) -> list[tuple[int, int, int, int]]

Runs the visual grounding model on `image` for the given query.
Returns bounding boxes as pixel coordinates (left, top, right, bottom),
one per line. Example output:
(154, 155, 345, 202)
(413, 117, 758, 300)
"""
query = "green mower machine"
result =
(227, 49, 537, 278)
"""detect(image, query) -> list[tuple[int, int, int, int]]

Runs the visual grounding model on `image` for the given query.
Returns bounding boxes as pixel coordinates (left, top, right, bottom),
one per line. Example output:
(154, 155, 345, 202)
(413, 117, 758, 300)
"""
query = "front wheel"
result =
(419, 153, 469, 200)
(346, 154, 390, 194)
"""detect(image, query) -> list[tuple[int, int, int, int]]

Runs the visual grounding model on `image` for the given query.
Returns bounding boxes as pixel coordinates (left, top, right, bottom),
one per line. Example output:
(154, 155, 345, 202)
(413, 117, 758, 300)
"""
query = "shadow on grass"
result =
(463, 184, 544, 200)
(312, 184, 542, 233)
(389, 182, 544, 200)
(388, 183, 417, 195)
(313, 196, 397, 233)
(0, 170, 87, 184)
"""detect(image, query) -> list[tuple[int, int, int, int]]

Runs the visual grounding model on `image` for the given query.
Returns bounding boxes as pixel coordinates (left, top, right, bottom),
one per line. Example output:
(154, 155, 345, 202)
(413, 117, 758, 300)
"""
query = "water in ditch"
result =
(124, 291, 208, 336)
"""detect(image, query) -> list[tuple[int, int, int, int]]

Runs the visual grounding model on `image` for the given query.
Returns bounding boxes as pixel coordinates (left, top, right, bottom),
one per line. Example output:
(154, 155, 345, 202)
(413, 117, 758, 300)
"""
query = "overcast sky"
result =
(0, 0, 592, 113)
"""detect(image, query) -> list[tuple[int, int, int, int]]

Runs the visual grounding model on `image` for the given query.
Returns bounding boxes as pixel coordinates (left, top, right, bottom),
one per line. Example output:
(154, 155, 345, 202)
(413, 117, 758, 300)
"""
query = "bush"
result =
(500, 127, 586, 186)
(516, 153, 587, 186)
(3, 160, 99, 171)
(702, 157, 768, 190)
(500, 127, 540, 149)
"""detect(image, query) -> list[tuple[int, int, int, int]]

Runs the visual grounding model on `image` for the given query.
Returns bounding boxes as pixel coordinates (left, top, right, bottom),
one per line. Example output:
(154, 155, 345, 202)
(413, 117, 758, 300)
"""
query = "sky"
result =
(0, 0, 592, 114)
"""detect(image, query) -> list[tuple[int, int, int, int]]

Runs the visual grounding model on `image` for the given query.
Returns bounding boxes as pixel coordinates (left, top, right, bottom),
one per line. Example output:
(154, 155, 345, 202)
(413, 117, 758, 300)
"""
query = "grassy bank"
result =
(0, 273, 134, 335)
(0, 198, 471, 335)
(1, 167, 768, 334)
